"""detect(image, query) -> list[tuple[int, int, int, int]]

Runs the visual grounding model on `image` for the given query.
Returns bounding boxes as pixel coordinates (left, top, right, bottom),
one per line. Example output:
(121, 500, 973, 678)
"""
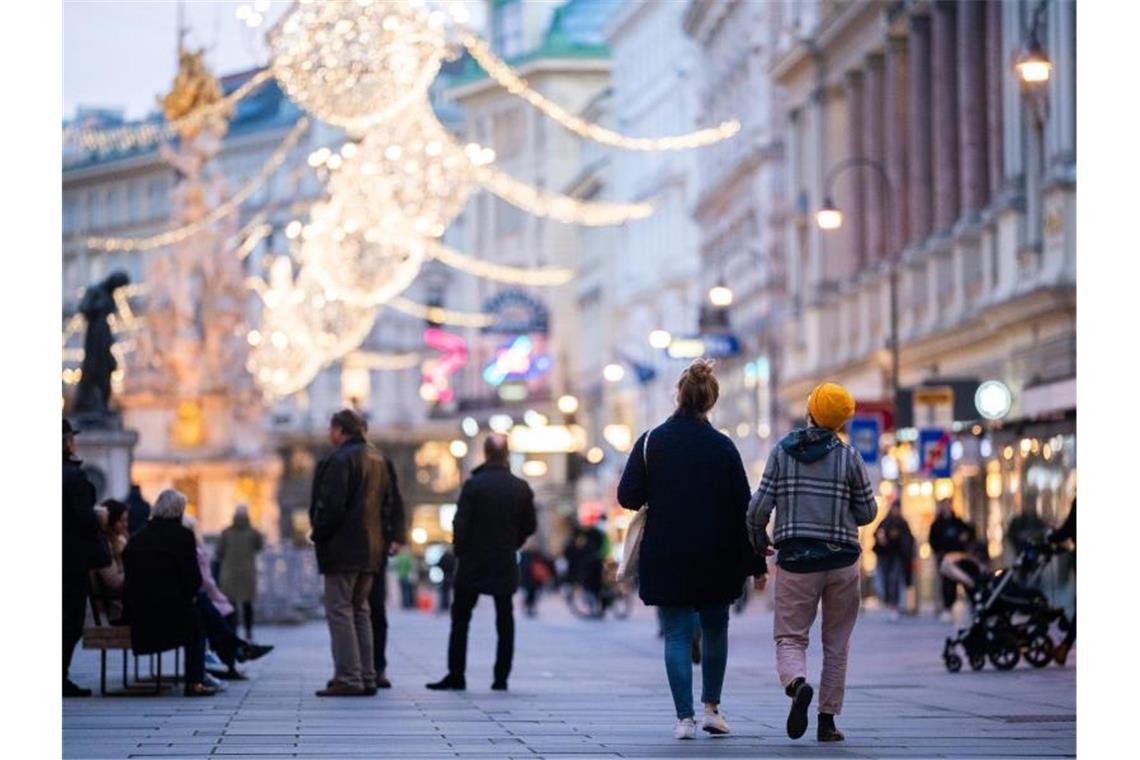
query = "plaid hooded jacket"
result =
(747, 427, 878, 552)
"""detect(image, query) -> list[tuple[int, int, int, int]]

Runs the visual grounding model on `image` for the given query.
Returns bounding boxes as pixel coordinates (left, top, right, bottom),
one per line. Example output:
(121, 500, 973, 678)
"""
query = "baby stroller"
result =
(941, 539, 1072, 672)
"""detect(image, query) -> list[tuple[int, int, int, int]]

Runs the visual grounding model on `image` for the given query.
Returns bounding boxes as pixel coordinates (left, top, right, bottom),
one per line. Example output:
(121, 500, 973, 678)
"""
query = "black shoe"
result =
(426, 675, 466, 691)
(785, 678, 814, 740)
(363, 686, 379, 696)
(491, 680, 508, 691)
(184, 682, 219, 697)
(376, 675, 392, 689)
(817, 713, 845, 742)
(237, 643, 274, 663)
(63, 679, 92, 698)
(215, 667, 248, 681)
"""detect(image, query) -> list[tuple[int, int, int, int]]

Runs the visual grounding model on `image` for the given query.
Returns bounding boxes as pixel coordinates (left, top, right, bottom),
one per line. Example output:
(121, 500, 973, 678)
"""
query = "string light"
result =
(82, 118, 309, 252)
(342, 351, 422, 371)
(460, 32, 741, 152)
(269, 0, 447, 133)
(386, 296, 494, 328)
(422, 238, 573, 286)
(475, 164, 653, 226)
(63, 70, 275, 156)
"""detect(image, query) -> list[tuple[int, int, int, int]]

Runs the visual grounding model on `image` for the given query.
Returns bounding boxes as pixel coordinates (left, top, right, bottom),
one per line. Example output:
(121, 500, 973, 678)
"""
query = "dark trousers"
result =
(369, 571, 388, 675)
(439, 581, 452, 612)
(185, 624, 206, 685)
(447, 585, 514, 683)
(63, 570, 88, 682)
(197, 592, 244, 666)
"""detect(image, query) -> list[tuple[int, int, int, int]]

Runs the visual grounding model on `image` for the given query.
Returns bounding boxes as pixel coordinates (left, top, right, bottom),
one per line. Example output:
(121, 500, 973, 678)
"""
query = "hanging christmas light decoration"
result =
(268, 0, 448, 134)
(459, 31, 740, 151)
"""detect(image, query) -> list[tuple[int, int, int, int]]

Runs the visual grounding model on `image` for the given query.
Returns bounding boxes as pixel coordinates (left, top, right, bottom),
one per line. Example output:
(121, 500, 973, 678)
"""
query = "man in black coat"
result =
(122, 488, 216, 696)
(310, 409, 403, 697)
(928, 500, 975, 618)
(427, 434, 537, 691)
(62, 418, 109, 697)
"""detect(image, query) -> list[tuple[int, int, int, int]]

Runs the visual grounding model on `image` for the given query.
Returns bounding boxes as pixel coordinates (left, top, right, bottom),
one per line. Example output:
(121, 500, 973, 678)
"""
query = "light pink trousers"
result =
(773, 562, 861, 715)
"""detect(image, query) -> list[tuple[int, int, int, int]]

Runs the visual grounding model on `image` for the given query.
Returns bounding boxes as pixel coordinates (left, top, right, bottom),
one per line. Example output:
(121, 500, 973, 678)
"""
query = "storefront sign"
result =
(975, 380, 1013, 420)
(508, 424, 587, 454)
(914, 386, 955, 428)
(918, 428, 953, 478)
(849, 417, 881, 465)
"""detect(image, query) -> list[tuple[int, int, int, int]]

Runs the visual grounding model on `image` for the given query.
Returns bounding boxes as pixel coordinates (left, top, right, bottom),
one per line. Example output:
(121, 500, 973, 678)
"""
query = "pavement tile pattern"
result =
(65, 593, 1075, 759)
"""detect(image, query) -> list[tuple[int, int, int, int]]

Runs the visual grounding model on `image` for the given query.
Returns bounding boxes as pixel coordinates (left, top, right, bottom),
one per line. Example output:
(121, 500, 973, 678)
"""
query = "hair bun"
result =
(687, 359, 714, 378)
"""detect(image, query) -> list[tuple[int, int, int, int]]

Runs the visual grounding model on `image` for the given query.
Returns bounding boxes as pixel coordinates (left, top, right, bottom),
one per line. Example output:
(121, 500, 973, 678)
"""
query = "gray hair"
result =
(153, 488, 188, 520)
(234, 503, 249, 518)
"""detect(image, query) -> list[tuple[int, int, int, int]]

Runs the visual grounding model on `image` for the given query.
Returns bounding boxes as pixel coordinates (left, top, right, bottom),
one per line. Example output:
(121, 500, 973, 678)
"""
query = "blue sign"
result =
(700, 333, 741, 359)
(918, 428, 953, 478)
(849, 417, 881, 465)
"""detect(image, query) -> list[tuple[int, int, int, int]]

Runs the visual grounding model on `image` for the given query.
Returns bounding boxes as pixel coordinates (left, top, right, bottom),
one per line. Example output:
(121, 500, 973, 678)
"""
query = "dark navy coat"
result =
(617, 412, 764, 607)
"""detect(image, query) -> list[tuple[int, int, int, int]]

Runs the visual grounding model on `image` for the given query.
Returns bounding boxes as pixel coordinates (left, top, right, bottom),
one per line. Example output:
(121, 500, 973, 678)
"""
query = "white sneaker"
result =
(702, 708, 731, 735)
(673, 717, 697, 740)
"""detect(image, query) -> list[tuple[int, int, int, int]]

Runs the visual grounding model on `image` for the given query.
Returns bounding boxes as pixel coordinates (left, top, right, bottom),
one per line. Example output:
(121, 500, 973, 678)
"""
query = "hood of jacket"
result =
(779, 427, 841, 463)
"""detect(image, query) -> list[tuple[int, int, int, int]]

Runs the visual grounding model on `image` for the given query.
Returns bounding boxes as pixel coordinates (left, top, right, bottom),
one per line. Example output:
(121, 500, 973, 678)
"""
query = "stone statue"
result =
(72, 271, 131, 420)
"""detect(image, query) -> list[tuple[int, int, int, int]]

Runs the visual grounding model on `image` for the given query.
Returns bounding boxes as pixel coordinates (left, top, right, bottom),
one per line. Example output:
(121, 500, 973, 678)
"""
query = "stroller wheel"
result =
(1025, 634, 1054, 668)
(945, 653, 963, 673)
(969, 653, 986, 671)
(989, 634, 1021, 671)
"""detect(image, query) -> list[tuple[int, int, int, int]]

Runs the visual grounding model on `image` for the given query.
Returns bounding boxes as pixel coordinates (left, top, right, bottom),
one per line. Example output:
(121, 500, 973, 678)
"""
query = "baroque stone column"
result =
(932, 0, 960, 232)
(844, 70, 866, 268)
(907, 11, 933, 245)
(957, 0, 988, 217)
(862, 53, 886, 263)
(885, 35, 909, 256)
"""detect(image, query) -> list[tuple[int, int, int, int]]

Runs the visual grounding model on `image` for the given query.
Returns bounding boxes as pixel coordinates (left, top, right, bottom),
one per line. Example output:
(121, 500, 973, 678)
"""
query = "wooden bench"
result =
(82, 574, 180, 696)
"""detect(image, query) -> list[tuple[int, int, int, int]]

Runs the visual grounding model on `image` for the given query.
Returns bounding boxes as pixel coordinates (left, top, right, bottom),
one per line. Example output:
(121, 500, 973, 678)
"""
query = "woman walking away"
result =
(217, 505, 264, 641)
(748, 382, 878, 743)
(618, 359, 766, 740)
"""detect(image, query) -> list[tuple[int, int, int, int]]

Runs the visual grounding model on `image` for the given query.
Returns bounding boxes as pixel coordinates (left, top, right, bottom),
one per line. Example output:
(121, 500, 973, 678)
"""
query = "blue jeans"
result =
(659, 605, 729, 719)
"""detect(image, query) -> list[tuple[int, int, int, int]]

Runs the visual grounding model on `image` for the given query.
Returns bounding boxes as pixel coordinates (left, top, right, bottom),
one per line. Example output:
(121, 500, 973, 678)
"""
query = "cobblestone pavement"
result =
(64, 590, 1075, 759)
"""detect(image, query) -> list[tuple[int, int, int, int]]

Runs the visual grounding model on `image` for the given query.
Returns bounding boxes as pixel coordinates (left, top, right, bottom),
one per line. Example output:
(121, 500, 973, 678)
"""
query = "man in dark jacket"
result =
(928, 500, 975, 619)
(122, 488, 216, 696)
(873, 498, 914, 617)
(427, 434, 536, 692)
(63, 418, 108, 697)
(310, 409, 402, 697)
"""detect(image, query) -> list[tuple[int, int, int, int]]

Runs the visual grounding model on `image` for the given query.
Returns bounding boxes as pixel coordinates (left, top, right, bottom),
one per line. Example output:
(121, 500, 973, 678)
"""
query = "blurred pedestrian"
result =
(618, 359, 764, 740)
(873, 499, 914, 618)
(217, 504, 264, 641)
(63, 418, 109, 698)
(309, 409, 401, 697)
(123, 489, 216, 696)
(126, 483, 151, 536)
(395, 547, 417, 609)
(91, 499, 130, 621)
(519, 543, 552, 618)
(929, 499, 975, 621)
(1048, 497, 1076, 665)
(748, 382, 878, 743)
(1005, 501, 1048, 556)
(368, 445, 405, 689)
(437, 548, 456, 613)
(427, 433, 536, 692)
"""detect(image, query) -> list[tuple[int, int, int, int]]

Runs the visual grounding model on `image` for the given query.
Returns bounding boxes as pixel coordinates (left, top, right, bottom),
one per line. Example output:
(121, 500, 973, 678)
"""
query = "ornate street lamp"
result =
(816, 157, 900, 407)
(707, 280, 734, 307)
(648, 329, 673, 349)
(1015, 2, 1053, 85)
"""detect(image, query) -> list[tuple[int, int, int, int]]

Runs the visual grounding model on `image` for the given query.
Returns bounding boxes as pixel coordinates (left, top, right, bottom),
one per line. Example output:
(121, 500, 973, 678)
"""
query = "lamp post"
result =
(816, 156, 899, 409)
(1014, 1, 1053, 86)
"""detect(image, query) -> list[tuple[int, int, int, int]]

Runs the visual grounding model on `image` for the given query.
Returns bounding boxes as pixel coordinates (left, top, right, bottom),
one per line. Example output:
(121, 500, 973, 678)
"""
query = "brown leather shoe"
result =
(184, 682, 219, 697)
(316, 682, 367, 697)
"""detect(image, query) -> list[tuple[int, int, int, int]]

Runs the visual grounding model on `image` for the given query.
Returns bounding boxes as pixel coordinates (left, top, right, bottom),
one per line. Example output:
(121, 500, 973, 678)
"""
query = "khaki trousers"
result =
(773, 562, 861, 715)
(323, 573, 376, 690)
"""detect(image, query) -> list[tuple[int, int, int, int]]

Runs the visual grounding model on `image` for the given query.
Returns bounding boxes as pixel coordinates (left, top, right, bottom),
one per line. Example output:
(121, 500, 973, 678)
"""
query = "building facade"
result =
(771, 0, 1076, 606)
(683, 0, 789, 481)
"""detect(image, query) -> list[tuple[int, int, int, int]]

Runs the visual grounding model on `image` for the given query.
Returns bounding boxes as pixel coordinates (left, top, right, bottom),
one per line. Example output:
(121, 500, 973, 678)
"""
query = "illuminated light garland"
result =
(269, 1, 447, 134)
(475, 164, 653, 226)
(343, 351, 423, 371)
(81, 118, 309, 252)
(386, 296, 495, 328)
(460, 32, 741, 152)
(422, 238, 573, 286)
(63, 69, 276, 156)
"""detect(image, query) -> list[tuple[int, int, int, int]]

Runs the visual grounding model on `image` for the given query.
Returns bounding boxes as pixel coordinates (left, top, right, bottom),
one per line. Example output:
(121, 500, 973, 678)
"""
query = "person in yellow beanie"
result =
(807, 383, 856, 432)
(746, 381, 877, 743)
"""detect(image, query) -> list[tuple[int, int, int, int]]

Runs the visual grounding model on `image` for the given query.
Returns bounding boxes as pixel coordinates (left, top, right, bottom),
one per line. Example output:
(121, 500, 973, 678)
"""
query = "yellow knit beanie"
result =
(807, 382, 856, 431)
